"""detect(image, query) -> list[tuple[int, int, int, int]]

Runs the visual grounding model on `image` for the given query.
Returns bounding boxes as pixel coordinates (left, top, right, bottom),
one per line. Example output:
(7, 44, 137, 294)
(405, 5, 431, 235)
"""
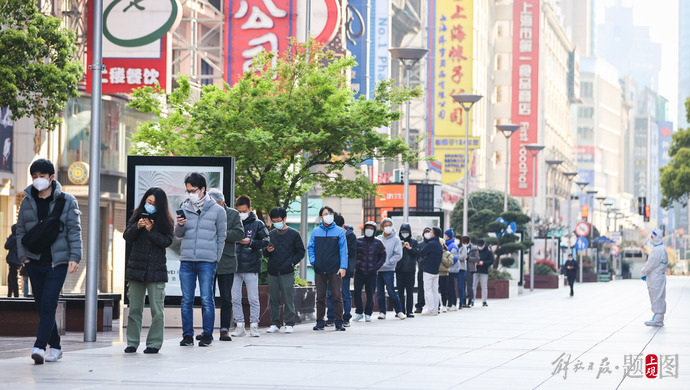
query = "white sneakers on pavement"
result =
(266, 325, 280, 333)
(231, 324, 247, 337)
(396, 312, 407, 320)
(441, 306, 448, 313)
(45, 348, 62, 362)
(250, 323, 260, 337)
(644, 314, 664, 327)
(353, 314, 364, 322)
(365, 315, 372, 322)
(377, 312, 386, 320)
(448, 305, 458, 311)
(31, 347, 45, 364)
(285, 326, 294, 333)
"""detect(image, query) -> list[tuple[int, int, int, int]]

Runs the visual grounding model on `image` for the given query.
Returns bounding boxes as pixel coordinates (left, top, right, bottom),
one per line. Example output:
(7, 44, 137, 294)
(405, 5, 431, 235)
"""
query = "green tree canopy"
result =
(128, 39, 421, 215)
(0, 0, 83, 130)
(660, 98, 690, 207)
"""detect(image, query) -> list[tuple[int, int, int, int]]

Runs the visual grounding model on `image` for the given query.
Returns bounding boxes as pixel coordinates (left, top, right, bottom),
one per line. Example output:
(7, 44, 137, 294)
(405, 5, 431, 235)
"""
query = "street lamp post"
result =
(390, 47, 428, 223)
(575, 180, 589, 283)
(452, 94, 483, 235)
(563, 172, 578, 243)
(525, 144, 545, 292)
(497, 124, 520, 212)
(595, 195, 606, 232)
(545, 159, 563, 266)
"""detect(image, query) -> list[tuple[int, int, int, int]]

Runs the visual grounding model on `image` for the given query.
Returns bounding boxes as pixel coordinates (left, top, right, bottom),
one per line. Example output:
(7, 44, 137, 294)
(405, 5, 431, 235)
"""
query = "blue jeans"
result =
(377, 271, 402, 314)
(180, 261, 217, 337)
(327, 276, 352, 322)
(456, 270, 466, 307)
(25, 262, 67, 350)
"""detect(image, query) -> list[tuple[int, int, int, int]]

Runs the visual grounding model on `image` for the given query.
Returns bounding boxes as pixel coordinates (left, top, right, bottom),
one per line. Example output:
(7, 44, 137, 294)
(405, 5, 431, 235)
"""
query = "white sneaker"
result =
(266, 325, 280, 333)
(397, 312, 407, 320)
(284, 326, 293, 334)
(231, 324, 246, 337)
(45, 348, 62, 362)
(353, 314, 364, 322)
(377, 312, 386, 320)
(31, 347, 45, 364)
(365, 315, 372, 322)
(250, 323, 260, 337)
(441, 306, 448, 313)
(644, 314, 665, 327)
(421, 309, 435, 316)
(448, 305, 458, 311)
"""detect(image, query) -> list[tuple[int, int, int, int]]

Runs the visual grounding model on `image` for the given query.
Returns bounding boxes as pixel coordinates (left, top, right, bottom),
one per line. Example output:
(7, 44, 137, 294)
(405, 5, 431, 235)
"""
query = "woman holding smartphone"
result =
(123, 187, 174, 354)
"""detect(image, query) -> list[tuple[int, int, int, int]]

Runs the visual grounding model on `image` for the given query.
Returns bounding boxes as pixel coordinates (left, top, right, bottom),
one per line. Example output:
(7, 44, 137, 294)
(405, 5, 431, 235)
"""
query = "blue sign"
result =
(346, 0, 368, 99)
(575, 237, 589, 251)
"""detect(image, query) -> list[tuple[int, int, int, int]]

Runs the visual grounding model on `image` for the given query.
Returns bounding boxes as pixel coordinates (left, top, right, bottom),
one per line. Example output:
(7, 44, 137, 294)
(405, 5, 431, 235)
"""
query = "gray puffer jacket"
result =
(174, 196, 227, 262)
(16, 181, 82, 265)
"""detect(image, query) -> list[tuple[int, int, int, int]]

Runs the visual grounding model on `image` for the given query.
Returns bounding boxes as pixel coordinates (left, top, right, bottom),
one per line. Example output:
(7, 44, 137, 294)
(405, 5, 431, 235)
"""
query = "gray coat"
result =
(216, 205, 245, 274)
(378, 229, 402, 272)
(174, 196, 227, 262)
(16, 181, 82, 266)
(449, 244, 467, 272)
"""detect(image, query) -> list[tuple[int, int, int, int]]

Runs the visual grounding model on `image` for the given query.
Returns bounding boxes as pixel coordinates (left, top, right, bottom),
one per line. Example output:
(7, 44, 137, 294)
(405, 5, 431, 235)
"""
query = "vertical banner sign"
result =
(86, 0, 181, 94)
(0, 107, 13, 172)
(369, 0, 389, 100)
(427, 0, 475, 184)
(658, 121, 674, 230)
(346, 0, 368, 98)
(510, 0, 540, 197)
(225, 0, 297, 86)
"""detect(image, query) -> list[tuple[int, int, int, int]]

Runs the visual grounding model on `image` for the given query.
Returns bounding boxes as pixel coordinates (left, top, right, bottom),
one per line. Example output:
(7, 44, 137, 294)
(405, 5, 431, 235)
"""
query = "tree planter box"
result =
(524, 274, 560, 289)
(582, 273, 598, 283)
(475, 280, 510, 299)
(238, 285, 317, 327)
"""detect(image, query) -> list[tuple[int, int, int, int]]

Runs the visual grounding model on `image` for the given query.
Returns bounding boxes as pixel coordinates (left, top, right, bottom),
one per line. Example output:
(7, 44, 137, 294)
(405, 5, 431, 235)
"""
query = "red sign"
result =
(575, 222, 590, 237)
(375, 185, 417, 208)
(510, 0, 540, 197)
(645, 354, 658, 379)
(225, 0, 297, 85)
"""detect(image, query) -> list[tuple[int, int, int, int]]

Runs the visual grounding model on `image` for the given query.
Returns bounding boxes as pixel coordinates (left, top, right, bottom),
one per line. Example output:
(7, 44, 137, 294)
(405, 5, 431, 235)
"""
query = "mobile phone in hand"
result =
(176, 209, 186, 219)
(141, 212, 151, 219)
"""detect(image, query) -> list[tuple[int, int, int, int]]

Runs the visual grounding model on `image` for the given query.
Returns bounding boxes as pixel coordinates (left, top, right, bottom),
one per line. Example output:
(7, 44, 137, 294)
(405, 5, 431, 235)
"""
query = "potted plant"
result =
(525, 259, 560, 288)
(293, 269, 316, 323)
(478, 267, 514, 298)
(582, 260, 598, 282)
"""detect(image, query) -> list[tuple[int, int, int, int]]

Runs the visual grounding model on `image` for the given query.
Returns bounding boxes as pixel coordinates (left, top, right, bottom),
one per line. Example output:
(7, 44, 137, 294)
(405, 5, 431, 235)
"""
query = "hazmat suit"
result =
(640, 229, 668, 327)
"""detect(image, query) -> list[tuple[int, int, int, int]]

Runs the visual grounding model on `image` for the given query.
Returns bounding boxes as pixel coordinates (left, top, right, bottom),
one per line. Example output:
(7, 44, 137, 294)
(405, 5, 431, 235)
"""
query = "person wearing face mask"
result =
(263, 207, 305, 334)
(326, 214, 357, 327)
(641, 229, 668, 327)
(123, 187, 174, 354)
(375, 218, 405, 320)
(17, 159, 82, 364)
(419, 227, 443, 315)
(206, 190, 244, 341)
(174, 173, 227, 347)
(396, 223, 419, 318)
(352, 221, 387, 322)
(231, 196, 270, 337)
(444, 228, 461, 311)
(308, 206, 349, 331)
(473, 239, 494, 307)
(564, 253, 578, 297)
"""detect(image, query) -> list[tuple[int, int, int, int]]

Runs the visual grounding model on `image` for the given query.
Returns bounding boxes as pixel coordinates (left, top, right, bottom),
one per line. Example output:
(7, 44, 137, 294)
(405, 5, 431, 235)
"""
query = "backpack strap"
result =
(50, 194, 67, 218)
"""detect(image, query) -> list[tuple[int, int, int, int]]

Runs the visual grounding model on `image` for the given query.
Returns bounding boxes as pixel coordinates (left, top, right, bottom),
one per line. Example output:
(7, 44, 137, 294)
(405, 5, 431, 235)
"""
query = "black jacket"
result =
(564, 259, 578, 277)
(475, 246, 495, 274)
(4, 235, 19, 266)
(396, 223, 418, 273)
(419, 237, 443, 274)
(344, 225, 357, 278)
(123, 219, 173, 283)
(263, 227, 305, 275)
(236, 212, 270, 273)
(356, 233, 386, 274)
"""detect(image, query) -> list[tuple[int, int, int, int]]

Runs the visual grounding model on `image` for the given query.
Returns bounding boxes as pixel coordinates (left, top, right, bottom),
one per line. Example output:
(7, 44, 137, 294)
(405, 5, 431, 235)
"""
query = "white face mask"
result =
(401, 232, 410, 239)
(365, 229, 375, 237)
(188, 193, 201, 204)
(322, 214, 334, 225)
(423, 232, 431, 240)
(383, 226, 393, 234)
(239, 212, 249, 221)
(32, 177, 50, 192)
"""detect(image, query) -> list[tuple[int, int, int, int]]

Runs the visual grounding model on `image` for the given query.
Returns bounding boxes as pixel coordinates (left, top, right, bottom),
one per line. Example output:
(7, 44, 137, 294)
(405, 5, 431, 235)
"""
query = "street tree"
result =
(129, 39, 421, 216)
(660, 98, 690, 207)
(0, 0, 83, 131)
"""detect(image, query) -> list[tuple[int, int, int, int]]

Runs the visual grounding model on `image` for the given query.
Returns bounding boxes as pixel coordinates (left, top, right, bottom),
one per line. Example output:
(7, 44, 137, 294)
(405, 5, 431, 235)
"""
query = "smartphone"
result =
(141, 212, 151, 219)
(176, 209, 186, 219)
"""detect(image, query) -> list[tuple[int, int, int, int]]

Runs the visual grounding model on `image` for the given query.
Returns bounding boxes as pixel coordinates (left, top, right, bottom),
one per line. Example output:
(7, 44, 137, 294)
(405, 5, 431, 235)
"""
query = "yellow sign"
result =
(68, 161, 90, 185)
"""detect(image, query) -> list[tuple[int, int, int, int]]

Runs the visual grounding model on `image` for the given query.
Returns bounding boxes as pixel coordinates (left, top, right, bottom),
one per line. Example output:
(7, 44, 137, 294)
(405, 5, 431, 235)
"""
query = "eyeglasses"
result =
(185, 188, 201, 194)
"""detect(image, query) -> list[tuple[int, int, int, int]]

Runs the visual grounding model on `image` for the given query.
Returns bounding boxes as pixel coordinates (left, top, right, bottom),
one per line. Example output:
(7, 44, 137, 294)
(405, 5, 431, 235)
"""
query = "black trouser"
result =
(353, 271, 377, 316)
(214, 273, 234, 330)
(448, 272, 458, 307)
(396, 271, 415, 315)
(567, 273, 576, 294)
(7, 263, 20, 297)
(465, 271, 475, 304)
(439, 275, 449, 307)
(415, 267, 425, 310)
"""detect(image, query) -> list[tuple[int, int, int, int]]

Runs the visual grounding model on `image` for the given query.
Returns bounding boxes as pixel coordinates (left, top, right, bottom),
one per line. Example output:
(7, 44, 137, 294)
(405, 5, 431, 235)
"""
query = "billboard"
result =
(225, 0, 297, 85)
(369, 0, 389, 99)
(346, 0, 368, 98)
(658, 121, 674, 230)
(427, 0, 475, 184)
(0, 107, 12, 172)
(86, 0, 181, 94)
(510, 0, 540, 197)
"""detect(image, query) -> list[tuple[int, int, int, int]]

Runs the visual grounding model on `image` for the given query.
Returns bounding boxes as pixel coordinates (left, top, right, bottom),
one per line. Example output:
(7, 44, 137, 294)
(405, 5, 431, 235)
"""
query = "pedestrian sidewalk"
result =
(1, 277, 688, 389)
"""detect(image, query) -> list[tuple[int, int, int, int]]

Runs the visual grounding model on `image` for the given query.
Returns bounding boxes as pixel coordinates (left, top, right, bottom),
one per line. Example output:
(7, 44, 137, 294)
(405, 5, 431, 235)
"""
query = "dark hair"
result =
(236, 195, 251, 208)
(319, 206, 334, 216)
(461, 236, 470, 244)
(129, 187, 174, 235)
(184, 172, 206, 191)
(269, 207, 287, 220)
(334, 214, 345, 227)
(432, 227, 442, 238)
(29, 159, 55, 176)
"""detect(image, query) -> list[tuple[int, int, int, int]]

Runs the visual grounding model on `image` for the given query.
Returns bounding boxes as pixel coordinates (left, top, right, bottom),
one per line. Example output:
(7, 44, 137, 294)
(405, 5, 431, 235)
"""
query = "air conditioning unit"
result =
(393, 169, 403, 183)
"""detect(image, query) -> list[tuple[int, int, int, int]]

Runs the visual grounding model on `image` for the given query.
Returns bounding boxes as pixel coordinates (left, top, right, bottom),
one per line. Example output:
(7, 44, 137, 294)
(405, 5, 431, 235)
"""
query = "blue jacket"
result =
(419, 237, 443, 275)
(308, 222, 348, 274)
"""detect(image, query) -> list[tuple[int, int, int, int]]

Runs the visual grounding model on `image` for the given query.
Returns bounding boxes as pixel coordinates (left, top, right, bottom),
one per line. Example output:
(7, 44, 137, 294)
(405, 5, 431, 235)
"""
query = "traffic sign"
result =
(611, 244, 620, 256)
(575, 222, 590, 237)
(575, 237, 589, 251)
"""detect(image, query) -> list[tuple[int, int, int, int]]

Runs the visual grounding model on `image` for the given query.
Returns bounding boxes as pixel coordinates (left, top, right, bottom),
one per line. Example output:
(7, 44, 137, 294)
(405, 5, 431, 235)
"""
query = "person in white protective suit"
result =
(640, 229, 668, 327)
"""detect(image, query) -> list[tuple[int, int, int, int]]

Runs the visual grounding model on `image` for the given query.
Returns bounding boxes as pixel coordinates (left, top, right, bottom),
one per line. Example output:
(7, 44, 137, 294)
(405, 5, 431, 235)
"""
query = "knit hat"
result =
(444, 228, 454, 239)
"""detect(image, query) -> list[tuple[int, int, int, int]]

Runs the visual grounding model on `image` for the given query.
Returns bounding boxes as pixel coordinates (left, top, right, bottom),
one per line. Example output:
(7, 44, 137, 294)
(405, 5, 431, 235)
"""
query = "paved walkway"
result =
(1, 277, 688, 389)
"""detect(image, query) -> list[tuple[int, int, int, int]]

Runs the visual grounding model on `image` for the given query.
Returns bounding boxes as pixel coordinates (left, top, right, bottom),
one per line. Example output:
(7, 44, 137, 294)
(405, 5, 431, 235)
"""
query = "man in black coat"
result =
(396, 223, 419, 317)
(564, 253, 578, 296)
(419, 227, 443, 315)
(352, 221, 386, 322)
(473, 238, 494, 307)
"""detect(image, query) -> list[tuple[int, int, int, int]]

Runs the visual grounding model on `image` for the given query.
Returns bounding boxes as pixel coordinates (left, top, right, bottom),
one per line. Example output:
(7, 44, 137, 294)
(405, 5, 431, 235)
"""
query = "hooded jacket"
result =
(466, 243, 479, 272)
(419, 236, 443, 274)
(217, 206, 246, 275)
(475, 245, 495, 274)
(446, 237, 462, 273)
(356, 222, 387, 274)
(16, 181, 82, 266)
(308, 221, 348, 274)
(378, 227, 402, 272)
(396, 223, 419, 273)
(235, 211, 270, 273)
(174, 195, 227, 263)
(344, 225, 357, 278)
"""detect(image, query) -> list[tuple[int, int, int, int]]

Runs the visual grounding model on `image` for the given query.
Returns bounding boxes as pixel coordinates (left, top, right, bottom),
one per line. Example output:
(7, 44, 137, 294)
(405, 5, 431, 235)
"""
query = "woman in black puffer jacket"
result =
(123, 187, 174, 354)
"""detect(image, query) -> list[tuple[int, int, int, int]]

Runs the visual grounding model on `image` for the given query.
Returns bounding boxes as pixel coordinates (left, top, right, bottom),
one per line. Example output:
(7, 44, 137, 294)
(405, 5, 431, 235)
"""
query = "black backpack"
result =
(22, 194, 67, 255)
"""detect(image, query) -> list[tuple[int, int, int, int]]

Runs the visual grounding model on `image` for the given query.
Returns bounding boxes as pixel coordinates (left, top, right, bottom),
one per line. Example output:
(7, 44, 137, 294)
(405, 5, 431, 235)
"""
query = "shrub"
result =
(500, 257, 515, 268)
(489, 267, 513, 280)
(534, 259, 557, 275)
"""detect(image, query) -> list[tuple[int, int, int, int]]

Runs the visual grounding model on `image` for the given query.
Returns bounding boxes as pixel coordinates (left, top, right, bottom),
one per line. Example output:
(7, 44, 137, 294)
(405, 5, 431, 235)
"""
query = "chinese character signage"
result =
(346, 0, 368, 98)
(86, 0, 181, 94)
(375, 184, 417, 208)
(510, 0, 540, 197)
(369, 0, 389, 99)
(427, 0, 475, 184)
(225, 0, 297, 85)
